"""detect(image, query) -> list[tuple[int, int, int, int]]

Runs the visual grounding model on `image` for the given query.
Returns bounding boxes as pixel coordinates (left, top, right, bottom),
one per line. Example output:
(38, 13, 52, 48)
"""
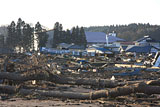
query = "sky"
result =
(0, 0, 160, 30)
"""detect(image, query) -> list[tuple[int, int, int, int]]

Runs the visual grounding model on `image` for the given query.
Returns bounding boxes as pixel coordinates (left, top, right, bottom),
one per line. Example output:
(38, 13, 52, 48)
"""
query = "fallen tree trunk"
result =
(0, 72, 51, 81)
(0, 71, 118, 88)
(1, 82, 160, 100)
(0, 84, 16, 94)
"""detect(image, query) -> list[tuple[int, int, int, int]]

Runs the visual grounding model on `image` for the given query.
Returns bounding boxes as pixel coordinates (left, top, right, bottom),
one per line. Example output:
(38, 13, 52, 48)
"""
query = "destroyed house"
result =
(135, 35, 160, 49)
(125, 45, 159, 53)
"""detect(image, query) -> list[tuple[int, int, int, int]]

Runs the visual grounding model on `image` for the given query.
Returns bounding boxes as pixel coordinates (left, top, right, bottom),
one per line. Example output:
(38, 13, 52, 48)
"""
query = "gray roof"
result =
(85, 32, 125, 43)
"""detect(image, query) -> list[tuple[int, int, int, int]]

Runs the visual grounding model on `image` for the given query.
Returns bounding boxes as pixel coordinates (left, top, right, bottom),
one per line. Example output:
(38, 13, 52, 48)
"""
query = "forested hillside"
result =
(84, 23, 160, 41)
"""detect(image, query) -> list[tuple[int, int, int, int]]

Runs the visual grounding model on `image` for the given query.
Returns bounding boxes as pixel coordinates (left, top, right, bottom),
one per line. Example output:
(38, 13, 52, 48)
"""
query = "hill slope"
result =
(84, 23, 160, 41)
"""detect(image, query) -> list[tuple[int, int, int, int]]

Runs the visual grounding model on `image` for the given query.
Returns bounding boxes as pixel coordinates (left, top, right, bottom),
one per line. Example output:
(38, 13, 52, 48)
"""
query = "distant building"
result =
(135, 35, 160, 49)
(86, 31, 125, 45)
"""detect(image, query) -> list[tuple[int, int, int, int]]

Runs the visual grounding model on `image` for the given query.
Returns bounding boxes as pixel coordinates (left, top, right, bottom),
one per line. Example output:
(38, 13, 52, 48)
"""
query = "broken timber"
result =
(0, 71, 118, 88)
(0, 82, 160, 100)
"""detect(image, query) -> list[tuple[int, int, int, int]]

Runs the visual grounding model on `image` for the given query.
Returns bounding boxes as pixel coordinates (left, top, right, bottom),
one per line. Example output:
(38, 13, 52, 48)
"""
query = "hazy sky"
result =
(0, 0, 160, 29)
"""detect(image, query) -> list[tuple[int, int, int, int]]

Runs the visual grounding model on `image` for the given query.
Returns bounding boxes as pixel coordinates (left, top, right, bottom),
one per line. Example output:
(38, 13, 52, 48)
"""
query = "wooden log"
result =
(0, 84, 16, 94)
(0, 72, 49, 81)
(73, 78, 118, 88)
(1, 82, 160, 99)
(107, 85, 135, 97)
(0, 84, 107, 100)
(135, 82, 160, 95)
(35, 90, 108, 100)
(0, 71, 118, 88)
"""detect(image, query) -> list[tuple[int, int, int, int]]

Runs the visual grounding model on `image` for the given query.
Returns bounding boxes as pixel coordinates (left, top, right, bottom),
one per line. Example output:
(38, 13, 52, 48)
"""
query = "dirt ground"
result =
(0, 98, 100, 107)
(1, 97, 159, 107)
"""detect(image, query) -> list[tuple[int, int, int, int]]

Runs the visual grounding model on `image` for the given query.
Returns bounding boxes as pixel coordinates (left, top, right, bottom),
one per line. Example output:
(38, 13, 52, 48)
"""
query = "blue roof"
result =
(125, 45, 152, 53)
(85, 32, 125, 43)
(68, 45, 85, 49)
(85, 32, 106, 43)
(95, 48, 111, 52)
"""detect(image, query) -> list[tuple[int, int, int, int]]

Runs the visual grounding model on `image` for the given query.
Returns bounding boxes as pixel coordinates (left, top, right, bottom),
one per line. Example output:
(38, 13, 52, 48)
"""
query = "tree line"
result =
(6, 18, 49, 52)
(84, 23, 160, 41)
(52, 22, 87, 48)
(3, 18, 87, 52)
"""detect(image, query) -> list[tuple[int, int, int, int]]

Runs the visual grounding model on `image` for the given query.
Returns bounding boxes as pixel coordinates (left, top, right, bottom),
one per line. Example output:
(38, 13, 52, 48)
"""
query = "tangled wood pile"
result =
(0, 53, 160, 106)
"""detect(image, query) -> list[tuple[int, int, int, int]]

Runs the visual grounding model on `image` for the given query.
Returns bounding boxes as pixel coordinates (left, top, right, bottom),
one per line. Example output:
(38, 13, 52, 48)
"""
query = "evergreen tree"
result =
(76, 26, 84, 45)
(6, 18, 37, 52)
(80, 27, 87, 48)
(52, 22, 59, 48)
(35, 22, 42, 32)
(71, 27, 76, 44)
(23, 24, 34, 51)
(58, 24, 64, 44)
(65, 29, 71, 44)
(35, 22, 48, 49)
(52, 22, 64, 47)
(16, 18, 25, 52)
(6, 21, 16, 49)
(0, 34, 5, 47)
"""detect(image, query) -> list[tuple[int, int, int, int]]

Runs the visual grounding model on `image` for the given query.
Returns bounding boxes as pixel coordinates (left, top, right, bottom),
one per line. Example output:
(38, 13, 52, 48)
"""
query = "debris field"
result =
(0, 53, 160, 107)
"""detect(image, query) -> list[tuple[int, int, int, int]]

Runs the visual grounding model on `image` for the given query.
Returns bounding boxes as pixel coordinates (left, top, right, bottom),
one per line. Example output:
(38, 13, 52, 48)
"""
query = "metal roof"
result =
(125, 45, 152, 53)
(85, 32, 125, 43)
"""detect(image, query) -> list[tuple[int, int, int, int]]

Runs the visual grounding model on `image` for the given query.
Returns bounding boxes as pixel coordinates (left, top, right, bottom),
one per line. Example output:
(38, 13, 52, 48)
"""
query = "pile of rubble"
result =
(0, 52, 160, 106)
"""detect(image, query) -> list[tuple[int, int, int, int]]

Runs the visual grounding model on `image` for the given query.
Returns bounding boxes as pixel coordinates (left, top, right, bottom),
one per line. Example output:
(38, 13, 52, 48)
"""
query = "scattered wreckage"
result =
(0, 52, 160, 106)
